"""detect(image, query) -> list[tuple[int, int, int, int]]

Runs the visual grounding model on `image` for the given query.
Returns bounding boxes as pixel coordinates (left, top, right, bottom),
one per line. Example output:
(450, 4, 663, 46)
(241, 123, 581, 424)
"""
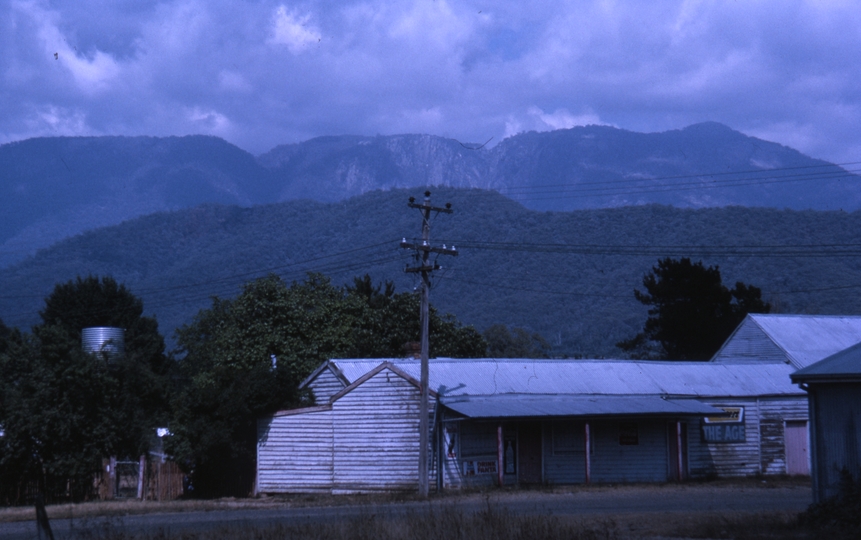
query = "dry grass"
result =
(22, 507, 814, 540)
(0, 477, 815, 539)
(32, 503, 624, 540)
(0, 491, 423, 523)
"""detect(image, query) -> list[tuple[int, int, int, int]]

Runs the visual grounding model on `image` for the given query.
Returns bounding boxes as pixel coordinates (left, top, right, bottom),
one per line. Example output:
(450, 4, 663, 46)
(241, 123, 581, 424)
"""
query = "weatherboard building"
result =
(255, 315, 861, 493)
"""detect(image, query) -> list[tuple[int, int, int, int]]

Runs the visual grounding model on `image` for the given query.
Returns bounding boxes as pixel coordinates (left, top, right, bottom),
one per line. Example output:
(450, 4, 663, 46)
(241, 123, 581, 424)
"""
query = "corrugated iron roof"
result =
(324, 358, 801, 398)
(714, 314, 861, 368)
(441, 395, 724, 418)
(792, 341, 861, 382)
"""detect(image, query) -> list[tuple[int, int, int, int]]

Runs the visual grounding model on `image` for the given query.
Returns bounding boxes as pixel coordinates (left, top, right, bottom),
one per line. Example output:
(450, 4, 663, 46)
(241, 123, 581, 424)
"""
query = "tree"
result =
(484, 324, 551, 358)
(169, 273, 485, 497)
(0, 276, 170, 503)
(169, 274, 350, 497)
(617, 258, 770, 360)
(0, 318, 9, 355)
(345, 274, 487, 359)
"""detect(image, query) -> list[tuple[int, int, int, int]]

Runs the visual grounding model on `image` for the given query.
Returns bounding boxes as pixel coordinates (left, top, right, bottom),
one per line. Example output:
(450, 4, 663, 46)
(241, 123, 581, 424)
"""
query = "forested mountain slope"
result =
(0, 135, 274, 268)
(2, 123, 858, 269)
(1, 189, 859, 357)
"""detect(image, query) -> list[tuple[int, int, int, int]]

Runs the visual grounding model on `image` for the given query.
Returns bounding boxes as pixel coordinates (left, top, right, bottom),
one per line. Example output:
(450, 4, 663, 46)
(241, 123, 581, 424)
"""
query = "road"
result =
(0, 483, 812, 539)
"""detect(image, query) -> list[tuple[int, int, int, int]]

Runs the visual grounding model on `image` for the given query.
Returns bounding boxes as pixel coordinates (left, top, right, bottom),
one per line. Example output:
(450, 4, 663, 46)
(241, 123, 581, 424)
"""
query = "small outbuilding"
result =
(791, 342, 861, 503)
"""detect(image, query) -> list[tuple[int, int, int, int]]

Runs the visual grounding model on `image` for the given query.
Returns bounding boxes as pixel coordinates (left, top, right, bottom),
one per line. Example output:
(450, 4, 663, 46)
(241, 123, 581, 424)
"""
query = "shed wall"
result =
(712, 319, 787, 363)
(257, 407, 334, 493)
(453, 418, 673, 486)
(543, 420, 587, 484)
(440, 423, 464, 489)
(590, 419, 669, 483)
(449, 420, 499, 488)
(688, 398, 761, 477)
(332, 370, 431, 492)
(309, 368, 347, 403)
(687, 397, 808, 477)
(759, 397, 808, 474)
(810, 384, 861, 502)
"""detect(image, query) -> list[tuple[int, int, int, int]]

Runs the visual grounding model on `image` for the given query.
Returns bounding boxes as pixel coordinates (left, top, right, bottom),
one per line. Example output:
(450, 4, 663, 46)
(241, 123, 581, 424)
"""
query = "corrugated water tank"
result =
(82, 327, 125, 362)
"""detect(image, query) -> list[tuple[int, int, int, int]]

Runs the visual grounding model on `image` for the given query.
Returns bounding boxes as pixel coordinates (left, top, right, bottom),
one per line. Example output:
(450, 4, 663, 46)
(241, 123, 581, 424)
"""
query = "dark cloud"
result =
(2, 0, 860, 163)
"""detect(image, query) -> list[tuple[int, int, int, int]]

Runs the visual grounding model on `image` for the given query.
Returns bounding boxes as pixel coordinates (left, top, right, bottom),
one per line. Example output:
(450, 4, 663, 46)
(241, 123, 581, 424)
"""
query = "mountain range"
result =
(1, 122, 858, 268)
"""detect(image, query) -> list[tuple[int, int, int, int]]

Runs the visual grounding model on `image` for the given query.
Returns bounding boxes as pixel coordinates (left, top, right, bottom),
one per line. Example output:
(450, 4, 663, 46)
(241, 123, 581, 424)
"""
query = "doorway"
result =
(517, 423, 543, 484)
(785, 420, 810, 475)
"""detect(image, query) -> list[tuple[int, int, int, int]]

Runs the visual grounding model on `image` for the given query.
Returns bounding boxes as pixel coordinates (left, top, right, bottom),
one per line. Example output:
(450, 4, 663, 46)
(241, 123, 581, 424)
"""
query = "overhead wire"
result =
(4, 158, 861, 327)
(435, 239, 861, 258)
(0, 241, 412, 327)
(496, 161, 861, 201)
(4, 234, 861, 325)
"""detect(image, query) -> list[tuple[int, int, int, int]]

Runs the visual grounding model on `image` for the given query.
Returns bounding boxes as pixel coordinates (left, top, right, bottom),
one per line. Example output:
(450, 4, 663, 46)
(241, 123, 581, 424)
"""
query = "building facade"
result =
(256, 315, 861, 494)
(258, 358, 804, 493)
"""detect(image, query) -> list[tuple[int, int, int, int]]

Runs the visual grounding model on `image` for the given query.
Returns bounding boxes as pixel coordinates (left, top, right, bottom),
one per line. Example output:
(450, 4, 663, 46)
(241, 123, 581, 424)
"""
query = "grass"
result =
(41, 503, 623, 540)
(1, 477, 815, 539)
(25, 506, 816, 540)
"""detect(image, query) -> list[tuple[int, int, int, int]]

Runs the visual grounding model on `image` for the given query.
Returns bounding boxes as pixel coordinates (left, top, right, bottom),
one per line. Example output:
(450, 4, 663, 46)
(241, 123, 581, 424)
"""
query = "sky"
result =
(2, 0, 860, 163)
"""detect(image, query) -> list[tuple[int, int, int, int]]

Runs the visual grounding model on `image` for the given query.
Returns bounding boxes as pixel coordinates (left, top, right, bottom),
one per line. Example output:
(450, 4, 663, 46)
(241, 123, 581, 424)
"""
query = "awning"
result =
(440, 394, 725, 419)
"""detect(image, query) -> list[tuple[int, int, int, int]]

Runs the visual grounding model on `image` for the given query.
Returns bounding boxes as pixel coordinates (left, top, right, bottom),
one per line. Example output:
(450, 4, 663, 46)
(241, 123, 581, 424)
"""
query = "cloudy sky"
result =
(2, 0, 860, 163)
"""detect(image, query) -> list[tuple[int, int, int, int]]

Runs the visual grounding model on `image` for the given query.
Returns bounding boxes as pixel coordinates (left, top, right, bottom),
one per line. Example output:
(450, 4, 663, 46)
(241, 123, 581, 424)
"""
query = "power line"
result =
(436, 239, 861, 258)
(503, 161, 861, 191)
(0, 241, 404, 300)
(498, 162, 861, 201)
(506, 171, 861, 201)
(0, 243, 411, 327)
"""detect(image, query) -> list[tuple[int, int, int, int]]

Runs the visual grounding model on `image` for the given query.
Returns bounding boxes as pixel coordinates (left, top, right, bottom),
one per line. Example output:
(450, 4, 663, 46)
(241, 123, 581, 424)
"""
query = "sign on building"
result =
(701, 407, 745, 443)
(463, 460, 497, 476)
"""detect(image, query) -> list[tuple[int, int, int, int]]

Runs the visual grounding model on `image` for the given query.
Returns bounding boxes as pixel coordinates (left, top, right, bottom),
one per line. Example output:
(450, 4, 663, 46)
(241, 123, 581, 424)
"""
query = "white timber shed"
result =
(256, 315, 861, 494)
(258, 357, 803, 493)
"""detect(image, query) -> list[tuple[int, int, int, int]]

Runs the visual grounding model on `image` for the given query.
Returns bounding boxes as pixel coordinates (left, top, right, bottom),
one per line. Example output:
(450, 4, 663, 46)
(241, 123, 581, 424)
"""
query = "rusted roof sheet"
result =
(441, 395, 724, 418)
(325, 358, 801, 398)
(713, 314, 861, 368)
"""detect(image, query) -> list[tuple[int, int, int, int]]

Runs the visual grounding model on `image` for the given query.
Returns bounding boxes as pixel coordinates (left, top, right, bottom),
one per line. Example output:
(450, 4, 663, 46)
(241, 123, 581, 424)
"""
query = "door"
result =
(785, 420, 810, 475)
(518, 423, 543, 484)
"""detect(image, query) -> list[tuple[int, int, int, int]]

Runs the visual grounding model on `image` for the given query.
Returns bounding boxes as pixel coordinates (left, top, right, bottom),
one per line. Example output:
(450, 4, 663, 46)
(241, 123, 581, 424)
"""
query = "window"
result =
(619, 422, 639, 445)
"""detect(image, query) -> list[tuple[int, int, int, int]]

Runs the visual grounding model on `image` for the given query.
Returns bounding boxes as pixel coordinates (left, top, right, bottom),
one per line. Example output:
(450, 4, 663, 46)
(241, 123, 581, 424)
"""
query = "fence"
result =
(97, 456, 184, 501)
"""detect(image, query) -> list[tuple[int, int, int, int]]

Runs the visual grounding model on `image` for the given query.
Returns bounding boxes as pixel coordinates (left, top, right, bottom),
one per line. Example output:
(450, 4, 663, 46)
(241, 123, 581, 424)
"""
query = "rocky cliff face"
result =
(258, 133, 493, 201)
(260, 122, 860, 211)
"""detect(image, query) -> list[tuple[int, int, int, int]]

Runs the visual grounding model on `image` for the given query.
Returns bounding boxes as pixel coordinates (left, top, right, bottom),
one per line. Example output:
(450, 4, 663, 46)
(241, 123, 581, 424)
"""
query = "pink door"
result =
(785, 421, 809, 475)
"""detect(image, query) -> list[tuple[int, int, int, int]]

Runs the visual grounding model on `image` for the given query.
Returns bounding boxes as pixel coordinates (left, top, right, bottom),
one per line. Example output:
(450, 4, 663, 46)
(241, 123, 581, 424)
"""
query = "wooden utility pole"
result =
(401, 191, 456, 498)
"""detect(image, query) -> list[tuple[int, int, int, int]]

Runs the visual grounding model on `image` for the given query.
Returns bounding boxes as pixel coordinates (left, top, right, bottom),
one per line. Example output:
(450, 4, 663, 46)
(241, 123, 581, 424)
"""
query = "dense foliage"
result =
(168, 273, 485, 497)
(0, 276, 169, 504)
(801, 468, 861, 539)
(618, 258, 770, 360)
(3, 189, 861, 358)
(483, 324, 551, 358)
